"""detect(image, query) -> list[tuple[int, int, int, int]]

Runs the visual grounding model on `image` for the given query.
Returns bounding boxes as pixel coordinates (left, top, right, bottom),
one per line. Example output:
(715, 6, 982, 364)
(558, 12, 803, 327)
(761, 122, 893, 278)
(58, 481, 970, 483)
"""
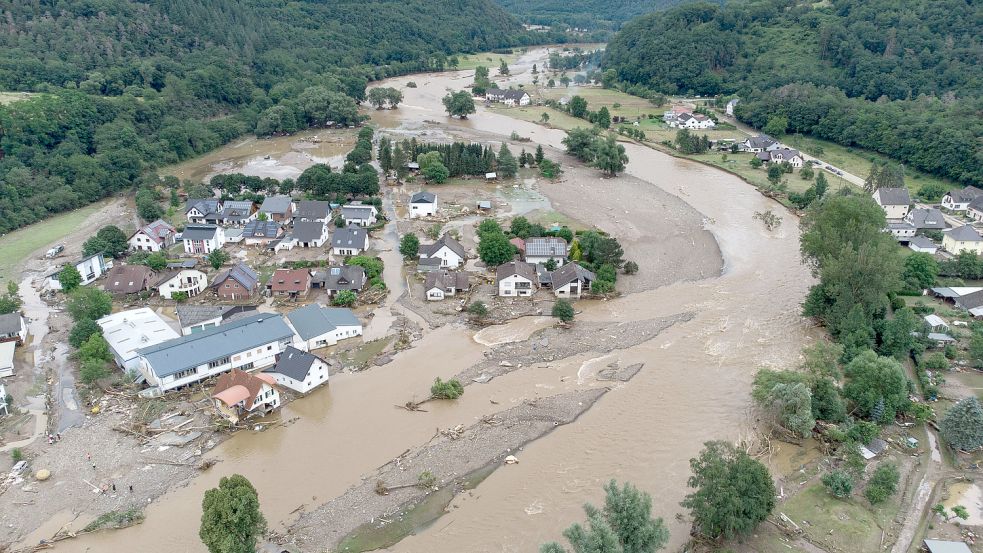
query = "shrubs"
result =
(430, 377, 463, 399)
(69, 318, 102, 349)
(939, 397, 983, 451)
(399, 233, 420, 259)
(552, 299, 575, 323)
(864, 463, 899, 505)
(11, 448, 23, 463)
(332, 290, 357, 307)
(467, 301, 489, 320)
(623, 261, 639, 275)
(822, 470, 854, 499)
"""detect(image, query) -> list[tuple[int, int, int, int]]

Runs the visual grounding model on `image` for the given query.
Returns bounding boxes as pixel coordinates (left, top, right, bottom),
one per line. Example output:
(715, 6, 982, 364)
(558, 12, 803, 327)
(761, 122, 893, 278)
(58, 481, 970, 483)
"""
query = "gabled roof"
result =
(175, 305, 236, 328)
(294, 200, 333, 220)
(293, 220, 326, 242)
(269, 268, 311, 293)
(906, 208, 947, 230)
(954, 289, 983, 310)
(103, 265, 154, 294)
(875, 187, 911, 206)
(946, 186, 983, 203)
(510, 237, 525, 252)
(265, 346, 327, 382)
(223, 200, 254, 212)
(410, 191, 436, 204)
(220, 201, 255, 221)
(923, 539, 973, 553)
(745, 135, 776, 149)
(769, 148, 801, 160)
(212, 263, 259, 291)
(525, 237, 568, 258)
(259, 195, 293, 215)
(286, 304, 361, 340)
(420, 234, 466, 259)
(967, 196, 983, 212)
(496, 261, 537, 283)
(908, 235, 937, 249)
(212, 369, 276, 408)
(341, 204, 377, 220)
(0, 313, 23, 335)
(424, 270, 469, 292)
(185, 198, 220, 215)
(313, 265, 365, 291)
(947, 225, 983, 243)
(550, 262, 596, 289)
(138, 313, 294, 378)
(242, 220, 281, 238)
(167, 259, 198, 269)
(332, 227, 368, 250)
(132, 219, 177, 244)
(181, 225, 220, 241)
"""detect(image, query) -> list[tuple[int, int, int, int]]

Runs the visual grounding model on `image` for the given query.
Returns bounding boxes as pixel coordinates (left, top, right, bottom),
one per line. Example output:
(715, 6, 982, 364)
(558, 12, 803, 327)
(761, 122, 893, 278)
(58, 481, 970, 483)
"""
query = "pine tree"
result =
(497, 143, 518, 178)
(535, 144, 545, 165)
(940, 397, 983, 451)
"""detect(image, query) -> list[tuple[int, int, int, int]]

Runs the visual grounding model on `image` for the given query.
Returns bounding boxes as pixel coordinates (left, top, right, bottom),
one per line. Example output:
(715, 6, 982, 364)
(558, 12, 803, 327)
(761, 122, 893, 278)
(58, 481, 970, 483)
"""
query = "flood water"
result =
(52, 47, 816, 553)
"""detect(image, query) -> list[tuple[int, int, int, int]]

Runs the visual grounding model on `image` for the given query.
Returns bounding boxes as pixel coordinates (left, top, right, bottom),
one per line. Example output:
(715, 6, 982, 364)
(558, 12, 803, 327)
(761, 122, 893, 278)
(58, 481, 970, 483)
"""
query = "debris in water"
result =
(504, 455, 519, 465)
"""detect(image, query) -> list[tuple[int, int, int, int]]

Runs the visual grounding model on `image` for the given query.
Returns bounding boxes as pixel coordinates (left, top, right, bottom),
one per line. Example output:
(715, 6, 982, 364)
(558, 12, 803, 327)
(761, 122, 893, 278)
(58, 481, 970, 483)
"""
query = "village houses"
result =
(486, 89, 531, 106)
(740, 135, 779, 153)
(409, 191, 437, 218)
(497, 261, 538, 297)
(98, 307, 181, 373)
(672, 112, 716, 130)
(211, 263, 260, 301)
(259, 195, 294, 223)
(285, 304, 363, 350)
(312, 265, 366, 298)
(0, 312, 27, 344)
(908, 235, 939, 254)
(46, 252, 111, 291)
(424, 270, 470, 301)
(941, 186, 983, 212)
(293, 200, 333, 223)
(128, 219, 177, 252)
(268, 268, 312, 300)
(211, 369, 280, 423)
(905, 208, 947, 231)
(291, 220, 329, 248)
(181, 224, 225, 255)
(103, 264, 155, 296)
(872, 187, 911, 220)
(341, 203, 378, 227)
(135, 313, 296, 393)
(186, 199, 222, 224)
(524, 237, 569, 266)
(263, 346, 330, 394)
(550, 262, 596, 299)
(153, 267, 208, 299)
(756, 148, 804, 168)
(241, 220, 282, 246)
(332, 227, 369, 256)
(419, 234, 466, 269)
(943, 225, 983, 255)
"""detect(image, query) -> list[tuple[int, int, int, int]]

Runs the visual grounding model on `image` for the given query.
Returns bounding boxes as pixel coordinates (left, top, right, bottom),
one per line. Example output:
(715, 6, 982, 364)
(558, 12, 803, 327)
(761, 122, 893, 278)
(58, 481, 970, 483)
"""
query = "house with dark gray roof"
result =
(332, 227, 369, 256)
(129, 219, 177, 252)
(942, 186, 983, 212)
(185, 199, 222, 224)
(873, 187, 911, 219)
(410, 191, 437, 218)
(263, 346, 329, 394)
(294, 200, 333, 223)
(497, 261, 538, 297)
(175, 305, 257, 335)
(740, 135, 778, 153)
(285, 304, 362, 350)
(135, 312, 295, 393)
(0, 312, 27, 344)
(259, 195, 294, 222)
(242, 220, 282, 245)
(424, 271, 469, 301)
(419, 234, 466, 268)
(524, 237, 568, 266)
(212, 262, 260, 300)
(292, 220, 329, 248)
(905, 208, 947, 230)
(181, 224, 225, 255)
(312, 265, 365, 297)
(550, 263, 596, 299)
(908, 235, 939, 254)
(341, 203, 378, 227)
(942, 225, 983, 255)
(218, 200, 257, 226)
(103, 264, 155, 295)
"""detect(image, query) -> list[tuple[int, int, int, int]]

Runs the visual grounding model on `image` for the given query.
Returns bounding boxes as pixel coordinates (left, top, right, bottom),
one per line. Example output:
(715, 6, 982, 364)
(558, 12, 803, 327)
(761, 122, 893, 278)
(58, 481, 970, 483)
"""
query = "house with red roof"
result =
(211, 368, 280, 423)
(129, 219, 177, 252)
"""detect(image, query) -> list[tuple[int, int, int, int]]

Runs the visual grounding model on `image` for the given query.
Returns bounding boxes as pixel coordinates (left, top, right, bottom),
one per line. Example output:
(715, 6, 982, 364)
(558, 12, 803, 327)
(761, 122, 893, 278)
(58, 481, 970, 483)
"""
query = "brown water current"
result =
(50, 47, 816, 553)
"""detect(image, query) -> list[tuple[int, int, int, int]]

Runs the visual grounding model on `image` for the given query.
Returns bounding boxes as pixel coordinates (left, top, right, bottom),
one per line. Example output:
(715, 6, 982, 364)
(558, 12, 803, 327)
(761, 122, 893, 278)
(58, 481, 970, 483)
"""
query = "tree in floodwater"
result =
(200, 474, 266, 553)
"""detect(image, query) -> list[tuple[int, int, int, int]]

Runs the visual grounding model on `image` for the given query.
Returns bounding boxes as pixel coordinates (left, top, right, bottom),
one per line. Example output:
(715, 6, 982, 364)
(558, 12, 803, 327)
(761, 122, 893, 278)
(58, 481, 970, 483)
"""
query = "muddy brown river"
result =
(51, 47, 815, 552)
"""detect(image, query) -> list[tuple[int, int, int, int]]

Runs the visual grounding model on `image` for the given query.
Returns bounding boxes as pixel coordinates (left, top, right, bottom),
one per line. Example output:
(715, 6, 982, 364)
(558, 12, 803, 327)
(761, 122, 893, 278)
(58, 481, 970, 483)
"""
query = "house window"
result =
(240, 362, 254, 371)
(208, 357, 231, 369)
(174, 368, 196, 380)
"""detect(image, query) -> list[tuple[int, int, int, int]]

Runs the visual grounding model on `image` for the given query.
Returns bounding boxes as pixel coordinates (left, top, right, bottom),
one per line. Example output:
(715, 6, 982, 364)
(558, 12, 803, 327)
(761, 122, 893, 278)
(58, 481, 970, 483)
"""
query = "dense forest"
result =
(495, 0, 695, 31)
(0, 0, 544, 233)
(603, 0, 983, 186)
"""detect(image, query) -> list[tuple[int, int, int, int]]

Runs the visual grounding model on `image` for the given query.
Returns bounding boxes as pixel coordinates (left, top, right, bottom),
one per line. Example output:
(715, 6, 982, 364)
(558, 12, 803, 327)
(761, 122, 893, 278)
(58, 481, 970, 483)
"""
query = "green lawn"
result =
(454, 50, 525, 71)
(538, 86, 661, 121)
(0, 201, 109, 284)
(780, 481, 901, 553)
(0, 91, 37, 105)
(690, 152, 852, 196)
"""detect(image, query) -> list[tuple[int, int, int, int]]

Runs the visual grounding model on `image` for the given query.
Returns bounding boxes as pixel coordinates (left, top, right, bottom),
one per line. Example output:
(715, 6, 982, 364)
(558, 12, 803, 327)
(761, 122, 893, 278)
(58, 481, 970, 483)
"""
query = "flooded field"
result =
(43, 46, 815, 553)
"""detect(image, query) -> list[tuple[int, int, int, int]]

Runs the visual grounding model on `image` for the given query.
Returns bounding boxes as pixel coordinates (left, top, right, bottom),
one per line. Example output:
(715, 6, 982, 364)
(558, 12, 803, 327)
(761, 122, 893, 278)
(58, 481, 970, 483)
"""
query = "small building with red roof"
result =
(267, 268, 312, 300)
(211, 368, 280, 423)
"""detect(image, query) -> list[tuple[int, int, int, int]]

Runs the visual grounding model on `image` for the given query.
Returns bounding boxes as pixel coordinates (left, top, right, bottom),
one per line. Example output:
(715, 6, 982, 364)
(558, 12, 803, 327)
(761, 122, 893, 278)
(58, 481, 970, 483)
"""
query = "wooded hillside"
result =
(0, 0, 532, 233)
(495, 0, 695, 30)
(603, 0, 983, 186)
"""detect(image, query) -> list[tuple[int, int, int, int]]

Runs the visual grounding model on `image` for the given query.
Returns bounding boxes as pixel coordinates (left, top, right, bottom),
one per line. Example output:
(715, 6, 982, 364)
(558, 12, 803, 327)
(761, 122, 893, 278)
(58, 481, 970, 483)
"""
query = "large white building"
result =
(98, 308, 181, 373)
(181, 225, 225, 255)
(286, 304, 362, 351)
(872, 187, 911, 220)
(496, 261, 538, 297)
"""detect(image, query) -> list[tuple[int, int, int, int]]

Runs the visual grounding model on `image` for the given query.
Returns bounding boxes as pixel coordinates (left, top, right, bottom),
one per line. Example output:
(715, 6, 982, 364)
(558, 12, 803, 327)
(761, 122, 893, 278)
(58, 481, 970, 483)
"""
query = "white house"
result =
(487, 89, 531, 106)
(740, 135, 778, 153)
(153, 269, 208, 299)
(941, 186, 983, 212)
(185, 199, 222, 224)
(924, 314, 949, 333)
(46, 252, 111, 290)
(419, 234, 466, 269)
(211, 369, 280, 423)
(725, 98, 740, 116)
(550, 263, 596, 299)
(291, 220, 329, 248)
(908, 235, 939, 254)
(496, 261, 538, 297)
(129, 220, 177, 252)
(409, 191, 437, 218)
(341, 204, 378, 227)
(0, 313, 27, 344)
(136, 313, 296, 393)
(294, 200, 333, 223)
(888, 221, 916, 240)
(332, 227, 369, 256)
(286, 304, 363, 351)
(98, 308, 181, 373)
(872, 187, 911, 220)
(757, 148, 804, 168)
(967, 197, 983, 222)
(943, 225, 983, 255)
(0, 341, 14, 377)
(175, 305, 256, 336)
(241, 220, 282, 246)
(424, 270, 469, 301)
(524, 237, 568, 266)
(673, 112, 716, 129)
(181, 225, 225, 255)
(263, 346, 330, 394)
(905, 208, 947, 231)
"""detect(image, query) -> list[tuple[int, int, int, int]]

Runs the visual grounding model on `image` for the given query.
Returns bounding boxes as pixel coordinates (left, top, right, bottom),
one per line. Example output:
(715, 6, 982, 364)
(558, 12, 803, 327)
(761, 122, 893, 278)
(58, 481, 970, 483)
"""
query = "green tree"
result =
(535, 145, 545, 165)
(593, 134, 628, 176)
(749, 157, 764, 168)
(497, 143, 518, 178)
(821, 470, 854, 499)
(58, 265, 83, 292)
(478, 230, 515, 266)
(569, 96, 588, 119)
(939, 397, 983, 451)
(69, 318, 102, 348)
(67, 287, 112, 321)
(146, 252, 168, 272)
(78, 333, 112, 363)
(802, 340, 844, 379)
(681, 441, 776, 540)
(902, 252, 939, 290)
(442, 91, 476, 118)
(842, 350, 909, 422)
(541, 480, 669, 553)
(595, 106, 611, 129)
(200, 474, 267, 553)
(562, 127, 600, 162)
(423, 161, 450, 183)
(552, 299, 575, 323)
(332, 290, 358, 307)
(82, 225, 129, 258)
(207, 249, 230, 270)
(864, 463, 899, 504)
(540, 159, 562, 178)
(0, 293, 20, 315)
(811, 377, 846, 422)
(498, 59, 510, 76)
(430, 377, 463, 399)
(467, 300, 489, 320)
(79, 357, 111, 384)
(399, 233, 420, 259)
(752, 369, 814, 437)
(880, 307, 922, 359)
(766, 164, 783, 185)
(800, 165, 815, 180)
(814, 172, 829, 198)
(763, 115, 788, 137)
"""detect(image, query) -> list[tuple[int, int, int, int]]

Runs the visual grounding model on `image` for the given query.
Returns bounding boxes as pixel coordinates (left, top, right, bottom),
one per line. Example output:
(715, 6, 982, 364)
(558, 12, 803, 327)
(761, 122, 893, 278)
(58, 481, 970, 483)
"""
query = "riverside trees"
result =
(200, 474, 266, 553)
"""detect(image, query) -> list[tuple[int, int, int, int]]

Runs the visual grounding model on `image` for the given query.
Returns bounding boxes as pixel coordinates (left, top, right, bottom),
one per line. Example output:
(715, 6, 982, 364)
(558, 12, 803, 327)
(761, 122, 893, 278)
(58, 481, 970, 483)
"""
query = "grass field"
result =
(690, 152, 853, 195)
(0, 92, 37, 105)
(455, 50, 525, 71)
(780, 481, 902, 553)
(0, 201, 108, 284)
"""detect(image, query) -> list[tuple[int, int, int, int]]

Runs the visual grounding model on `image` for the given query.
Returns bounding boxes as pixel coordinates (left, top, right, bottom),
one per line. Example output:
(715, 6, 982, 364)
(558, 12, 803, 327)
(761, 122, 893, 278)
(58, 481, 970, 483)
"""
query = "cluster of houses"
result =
(485, 89, 532, 107)
(663, 106, 716, 130)
(497, 237, 596, 299)
(871, 185, 983, 257)
(97, 300, 364, 422)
